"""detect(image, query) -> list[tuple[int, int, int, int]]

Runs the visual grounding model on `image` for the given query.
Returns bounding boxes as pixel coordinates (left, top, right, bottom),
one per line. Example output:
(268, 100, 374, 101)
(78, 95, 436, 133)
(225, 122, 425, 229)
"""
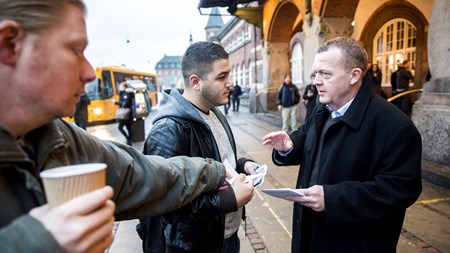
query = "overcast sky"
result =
(84, 0, 230, 73)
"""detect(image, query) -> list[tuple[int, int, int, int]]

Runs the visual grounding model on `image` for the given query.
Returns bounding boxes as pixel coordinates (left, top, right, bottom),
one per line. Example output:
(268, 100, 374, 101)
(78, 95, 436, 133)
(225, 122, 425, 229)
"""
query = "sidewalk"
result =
(89, 106, 450, 253)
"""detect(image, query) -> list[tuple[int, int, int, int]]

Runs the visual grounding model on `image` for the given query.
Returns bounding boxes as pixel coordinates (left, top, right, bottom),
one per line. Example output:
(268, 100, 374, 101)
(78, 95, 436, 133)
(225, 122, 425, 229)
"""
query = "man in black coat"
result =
(73, 93, 90, 130)
(302, 72, 318, 122)
(231, 82, 243, 112)
(262, 37, 422, 253)
(395, 59, 414, 116)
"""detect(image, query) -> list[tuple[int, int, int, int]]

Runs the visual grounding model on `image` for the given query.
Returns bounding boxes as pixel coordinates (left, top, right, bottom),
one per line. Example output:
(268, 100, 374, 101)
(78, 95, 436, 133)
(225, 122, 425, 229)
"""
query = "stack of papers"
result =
(224, 160, 267, 187)
(261, 188, 305, 201)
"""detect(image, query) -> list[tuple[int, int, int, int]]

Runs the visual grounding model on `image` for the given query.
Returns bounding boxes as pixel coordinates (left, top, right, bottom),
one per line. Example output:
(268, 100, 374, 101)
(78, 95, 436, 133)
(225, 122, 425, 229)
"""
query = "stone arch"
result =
(267, 1, 300, 43)
(318, 0, 360, 18)
(360, 0, 429, 86)
(265, 0, 301, 90)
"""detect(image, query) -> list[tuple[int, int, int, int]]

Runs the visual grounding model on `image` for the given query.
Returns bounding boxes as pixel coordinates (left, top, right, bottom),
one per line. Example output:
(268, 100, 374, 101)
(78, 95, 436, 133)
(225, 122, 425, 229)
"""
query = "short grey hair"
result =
(0, 0, 86, 32)
(316, 37, 368, 76)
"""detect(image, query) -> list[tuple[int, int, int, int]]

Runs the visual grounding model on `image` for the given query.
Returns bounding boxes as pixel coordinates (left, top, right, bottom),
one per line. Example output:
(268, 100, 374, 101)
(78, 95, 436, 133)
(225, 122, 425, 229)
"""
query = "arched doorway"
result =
(360, 1, 428, 89)
(373, 18, 417, 87)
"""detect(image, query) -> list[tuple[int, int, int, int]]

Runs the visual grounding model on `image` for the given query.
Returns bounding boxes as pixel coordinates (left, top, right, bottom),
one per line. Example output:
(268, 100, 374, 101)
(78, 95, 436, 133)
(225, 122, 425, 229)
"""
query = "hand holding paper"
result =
(224, 159, 267, 187)
(261, 188, 305, 201)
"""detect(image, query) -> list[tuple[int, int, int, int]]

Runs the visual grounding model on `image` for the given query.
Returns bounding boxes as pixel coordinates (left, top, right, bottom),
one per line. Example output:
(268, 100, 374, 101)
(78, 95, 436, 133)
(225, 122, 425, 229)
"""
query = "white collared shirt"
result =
(326, 98, 354, 118)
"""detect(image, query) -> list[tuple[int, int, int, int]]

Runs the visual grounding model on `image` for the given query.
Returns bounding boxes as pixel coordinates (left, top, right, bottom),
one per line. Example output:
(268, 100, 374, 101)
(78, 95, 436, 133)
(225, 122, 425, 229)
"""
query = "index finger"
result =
(61, 186, 114, 215)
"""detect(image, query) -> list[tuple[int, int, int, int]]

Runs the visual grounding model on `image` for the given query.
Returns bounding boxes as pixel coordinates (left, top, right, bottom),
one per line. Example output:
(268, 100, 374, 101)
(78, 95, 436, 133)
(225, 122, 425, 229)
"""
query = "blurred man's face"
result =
(285, 75, 292, 84)
(19, 4, 95, 119)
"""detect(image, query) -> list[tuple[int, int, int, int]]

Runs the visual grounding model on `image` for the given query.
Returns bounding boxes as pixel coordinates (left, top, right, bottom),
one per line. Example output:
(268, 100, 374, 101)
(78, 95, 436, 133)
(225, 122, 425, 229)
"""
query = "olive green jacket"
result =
(0, 118, 225, 253)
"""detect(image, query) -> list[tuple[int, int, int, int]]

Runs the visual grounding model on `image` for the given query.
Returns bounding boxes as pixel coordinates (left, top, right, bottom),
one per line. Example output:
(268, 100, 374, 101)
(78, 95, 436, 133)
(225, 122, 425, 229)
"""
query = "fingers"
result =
(77, 210, 115, 253)
(58, 199, 116, 253)
(287, 186, 325, 212)
(225, 170, 234, 179)
(232, 173, 246, 184)
(232, 174, 254, 208)
(30, 186, 116, 253)
(65, 186, 114, 215)
(244, 161, 258, 174)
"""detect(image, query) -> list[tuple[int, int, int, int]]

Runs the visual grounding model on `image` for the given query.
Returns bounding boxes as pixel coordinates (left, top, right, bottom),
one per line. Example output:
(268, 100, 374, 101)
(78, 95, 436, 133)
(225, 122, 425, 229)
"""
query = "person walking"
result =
(231, 82, 243, 112)
(262, 37, 422, 253)
(73, 93, 90, 130)
(115, 82, 134, 145)
(137, 41, 256, 253)
(302, 72, 318, 122)
(0, 2, 228, 252)
(277, 74, 300, 133)
(224, 91, 231, 115)
(395, 59, 414, 116)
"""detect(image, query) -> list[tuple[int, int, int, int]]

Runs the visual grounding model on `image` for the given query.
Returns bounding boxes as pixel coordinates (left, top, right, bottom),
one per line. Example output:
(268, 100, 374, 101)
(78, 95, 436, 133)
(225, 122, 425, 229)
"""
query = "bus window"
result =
(85, 79, 101, 100)
(144, 77, 157, 92)
(101, 71, 114, 98)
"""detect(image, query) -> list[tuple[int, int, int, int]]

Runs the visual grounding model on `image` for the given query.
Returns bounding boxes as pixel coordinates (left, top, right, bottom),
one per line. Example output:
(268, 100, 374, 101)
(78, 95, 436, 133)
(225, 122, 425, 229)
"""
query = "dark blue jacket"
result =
(277, 83, 300, 107)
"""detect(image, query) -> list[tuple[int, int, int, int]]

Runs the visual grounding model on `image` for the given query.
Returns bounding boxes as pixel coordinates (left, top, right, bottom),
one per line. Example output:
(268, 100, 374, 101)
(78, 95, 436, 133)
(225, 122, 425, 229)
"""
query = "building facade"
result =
(155, 55, 182, 90)
(200, 0, 449, 166)
(205, 5, 264, 110)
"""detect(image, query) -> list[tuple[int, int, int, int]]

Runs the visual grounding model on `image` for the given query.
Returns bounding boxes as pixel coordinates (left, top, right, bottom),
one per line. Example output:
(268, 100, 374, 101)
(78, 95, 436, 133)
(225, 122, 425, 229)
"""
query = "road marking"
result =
(416, 197, 450, 205)
(255, 189, 292, 238)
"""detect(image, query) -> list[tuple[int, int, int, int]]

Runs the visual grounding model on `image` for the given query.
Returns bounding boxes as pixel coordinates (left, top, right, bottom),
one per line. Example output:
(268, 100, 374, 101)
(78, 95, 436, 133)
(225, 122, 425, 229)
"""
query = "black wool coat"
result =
(273, 82, 422, 253)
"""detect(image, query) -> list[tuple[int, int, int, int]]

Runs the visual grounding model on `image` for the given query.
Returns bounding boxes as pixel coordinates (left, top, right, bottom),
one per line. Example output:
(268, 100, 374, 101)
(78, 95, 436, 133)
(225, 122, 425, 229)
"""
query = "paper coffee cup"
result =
(40, 163, 106, 207)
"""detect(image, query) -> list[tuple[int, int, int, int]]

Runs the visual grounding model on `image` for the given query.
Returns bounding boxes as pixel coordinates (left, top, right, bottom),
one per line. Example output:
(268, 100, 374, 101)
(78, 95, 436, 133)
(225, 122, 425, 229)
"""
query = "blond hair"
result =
(0, 0, 86, 32)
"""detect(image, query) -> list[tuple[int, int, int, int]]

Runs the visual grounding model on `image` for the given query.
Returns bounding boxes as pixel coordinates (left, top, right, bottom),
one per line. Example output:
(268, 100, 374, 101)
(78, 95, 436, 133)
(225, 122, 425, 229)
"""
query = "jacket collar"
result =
(0, 120, 69, 170)
(338, 81, 373, 130)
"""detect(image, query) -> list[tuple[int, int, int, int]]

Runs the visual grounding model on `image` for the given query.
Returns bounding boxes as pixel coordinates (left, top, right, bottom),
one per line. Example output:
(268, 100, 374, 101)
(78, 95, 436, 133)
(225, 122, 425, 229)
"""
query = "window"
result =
(373, 19, 417, 86)
(291, 43, 304, 85)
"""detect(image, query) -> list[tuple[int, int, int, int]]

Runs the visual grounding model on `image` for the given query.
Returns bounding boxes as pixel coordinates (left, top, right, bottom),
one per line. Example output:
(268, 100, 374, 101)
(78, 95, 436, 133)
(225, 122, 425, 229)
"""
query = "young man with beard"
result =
(138, 42, 256, 253)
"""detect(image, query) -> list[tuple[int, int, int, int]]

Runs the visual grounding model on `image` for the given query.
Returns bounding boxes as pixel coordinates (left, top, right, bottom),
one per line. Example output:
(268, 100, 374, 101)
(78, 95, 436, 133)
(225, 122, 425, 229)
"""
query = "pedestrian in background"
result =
(115, 82, 134, 145)
(263, 37, 421, 253)
(0, 1, 228, 252)
(395, 59, 414, 116)
(390, 62, 402, 96)
(137, 41, 256, 253)
(277, 74, 300, 133)
(224, 91, 231, 115)
(74, 93, 90, 130)
(302, 72, 318, 122)
(231, 82, 243, 112)
(369, 63, 383, 97)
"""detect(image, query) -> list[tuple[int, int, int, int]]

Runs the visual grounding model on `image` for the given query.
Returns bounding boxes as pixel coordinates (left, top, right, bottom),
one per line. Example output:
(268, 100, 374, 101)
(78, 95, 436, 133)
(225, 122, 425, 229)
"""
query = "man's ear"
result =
(188, 75, 201, 91)
(0, 20, 23, 65)
(350, 68, 363, 86)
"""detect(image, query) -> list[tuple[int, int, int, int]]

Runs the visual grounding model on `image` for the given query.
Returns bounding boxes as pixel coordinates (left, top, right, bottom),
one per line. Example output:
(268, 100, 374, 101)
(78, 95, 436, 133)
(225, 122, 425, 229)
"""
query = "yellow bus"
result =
(69, 66, 158, 125)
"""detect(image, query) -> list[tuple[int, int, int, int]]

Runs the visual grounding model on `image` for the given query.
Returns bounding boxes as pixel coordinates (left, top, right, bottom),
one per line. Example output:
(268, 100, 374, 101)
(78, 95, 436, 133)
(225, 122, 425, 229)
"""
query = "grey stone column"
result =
(411, 0, 450, 166)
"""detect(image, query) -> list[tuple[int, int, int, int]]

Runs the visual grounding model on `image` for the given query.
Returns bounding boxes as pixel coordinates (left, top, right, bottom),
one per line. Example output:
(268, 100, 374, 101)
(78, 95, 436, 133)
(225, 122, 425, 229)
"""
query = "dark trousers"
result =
(74, 119, 87, 130)
(232, 97, 240, 111)
(118, 121, 132, 145)
(224, 100, 231, 115)
(222, 231, 240, 253)
(394, 93, 412, 117)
